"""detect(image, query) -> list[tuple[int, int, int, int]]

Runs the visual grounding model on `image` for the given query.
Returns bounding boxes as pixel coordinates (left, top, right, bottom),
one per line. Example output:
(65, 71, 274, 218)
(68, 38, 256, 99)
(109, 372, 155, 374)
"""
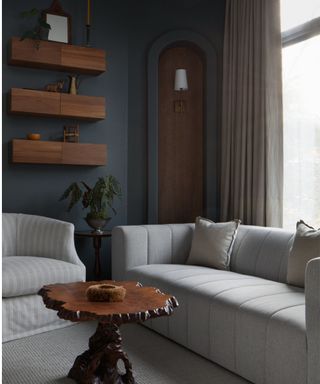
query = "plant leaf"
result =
(59, 182, 83, 212)
(20, 8, 39, 18)
(38, 19, 51, 29)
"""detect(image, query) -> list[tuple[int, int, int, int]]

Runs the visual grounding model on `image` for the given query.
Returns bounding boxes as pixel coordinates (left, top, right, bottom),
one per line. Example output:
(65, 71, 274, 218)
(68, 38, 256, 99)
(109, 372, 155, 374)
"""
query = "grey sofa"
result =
(112, 224, 320, 384)
(2, 213, 86, 342)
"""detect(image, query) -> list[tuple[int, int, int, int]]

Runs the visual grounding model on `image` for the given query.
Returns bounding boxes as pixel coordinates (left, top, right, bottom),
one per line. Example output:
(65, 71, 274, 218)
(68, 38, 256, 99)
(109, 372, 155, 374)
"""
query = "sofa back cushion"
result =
(2, 213, 18, 257)
(230, 225, 295, 283)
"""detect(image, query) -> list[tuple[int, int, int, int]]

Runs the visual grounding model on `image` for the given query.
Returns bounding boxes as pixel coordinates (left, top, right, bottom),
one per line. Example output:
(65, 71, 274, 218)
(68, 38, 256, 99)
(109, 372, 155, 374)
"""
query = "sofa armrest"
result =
(111, 224, 194, 280)
(305, 257, 320, 384)
(17, 214, 85, 270)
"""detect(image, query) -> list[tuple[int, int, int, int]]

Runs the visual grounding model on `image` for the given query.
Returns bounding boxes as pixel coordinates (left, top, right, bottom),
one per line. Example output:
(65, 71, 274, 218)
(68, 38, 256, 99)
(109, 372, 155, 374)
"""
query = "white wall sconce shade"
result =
(174, 69, 188, 91)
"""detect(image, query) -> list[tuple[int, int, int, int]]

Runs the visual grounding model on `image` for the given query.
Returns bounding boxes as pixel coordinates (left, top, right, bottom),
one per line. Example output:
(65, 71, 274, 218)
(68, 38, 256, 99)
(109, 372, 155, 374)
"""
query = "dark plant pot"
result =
(85, 217, 111, 234)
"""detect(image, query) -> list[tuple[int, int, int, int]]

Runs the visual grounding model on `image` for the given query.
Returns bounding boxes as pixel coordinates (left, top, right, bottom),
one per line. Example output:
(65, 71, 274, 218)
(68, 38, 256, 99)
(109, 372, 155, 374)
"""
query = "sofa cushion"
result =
(287, 220, 320, 287)
(187, 217, 240, 270)
(2, 256, 85, 298)
(127, 264, 306, 384)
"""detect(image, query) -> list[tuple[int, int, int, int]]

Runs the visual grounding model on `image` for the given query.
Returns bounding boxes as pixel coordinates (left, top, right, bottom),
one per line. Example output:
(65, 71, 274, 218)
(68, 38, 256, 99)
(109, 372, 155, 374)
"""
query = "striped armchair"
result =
(2, 213, 86, 342)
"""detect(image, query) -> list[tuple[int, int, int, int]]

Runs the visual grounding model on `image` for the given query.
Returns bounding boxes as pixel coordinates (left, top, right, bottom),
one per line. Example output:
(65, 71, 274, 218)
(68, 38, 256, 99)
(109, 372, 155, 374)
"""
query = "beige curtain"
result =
(220, 0, 283, 227)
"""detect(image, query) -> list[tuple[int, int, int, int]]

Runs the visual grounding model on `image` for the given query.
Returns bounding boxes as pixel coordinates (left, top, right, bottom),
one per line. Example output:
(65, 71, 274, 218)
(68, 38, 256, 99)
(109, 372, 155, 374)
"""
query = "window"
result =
(281, 0, 320, 229)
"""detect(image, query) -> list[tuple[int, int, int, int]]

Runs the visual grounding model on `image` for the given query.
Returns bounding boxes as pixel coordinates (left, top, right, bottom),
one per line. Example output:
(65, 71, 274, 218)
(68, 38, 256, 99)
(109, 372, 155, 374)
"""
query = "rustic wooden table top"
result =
(38, 280, 178, 325)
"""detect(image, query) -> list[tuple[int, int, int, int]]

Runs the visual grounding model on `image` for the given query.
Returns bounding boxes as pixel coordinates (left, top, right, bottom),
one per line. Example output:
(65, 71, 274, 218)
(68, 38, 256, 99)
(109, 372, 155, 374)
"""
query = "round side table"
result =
(75, 231, 112, 280)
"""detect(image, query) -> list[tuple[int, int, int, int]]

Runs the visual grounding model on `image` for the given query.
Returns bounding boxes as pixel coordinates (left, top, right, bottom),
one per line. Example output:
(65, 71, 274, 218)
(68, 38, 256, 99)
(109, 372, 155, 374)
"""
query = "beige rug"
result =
(3, 321, 250, 384)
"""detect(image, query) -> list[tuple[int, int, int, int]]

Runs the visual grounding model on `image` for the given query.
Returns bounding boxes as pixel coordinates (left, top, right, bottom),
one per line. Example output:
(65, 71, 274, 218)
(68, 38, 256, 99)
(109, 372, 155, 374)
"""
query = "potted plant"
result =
(59, 175, 121, 233)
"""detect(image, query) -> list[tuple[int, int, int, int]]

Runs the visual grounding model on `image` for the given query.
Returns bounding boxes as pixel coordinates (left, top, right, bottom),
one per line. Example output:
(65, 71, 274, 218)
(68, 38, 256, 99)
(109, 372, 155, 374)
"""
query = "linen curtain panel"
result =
(220, 0, 283, 227)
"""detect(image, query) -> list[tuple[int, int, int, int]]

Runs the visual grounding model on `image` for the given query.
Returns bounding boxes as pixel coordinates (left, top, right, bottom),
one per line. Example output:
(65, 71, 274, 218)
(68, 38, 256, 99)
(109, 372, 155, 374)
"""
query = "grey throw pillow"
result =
(287, 220, 320, 288)
(187, 217, 240, 270)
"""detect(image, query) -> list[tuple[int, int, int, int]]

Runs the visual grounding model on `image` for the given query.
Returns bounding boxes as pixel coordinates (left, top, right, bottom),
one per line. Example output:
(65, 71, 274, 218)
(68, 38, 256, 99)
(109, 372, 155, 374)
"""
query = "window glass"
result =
(281, 0, 320, 31)
(282, 35, 320, 229)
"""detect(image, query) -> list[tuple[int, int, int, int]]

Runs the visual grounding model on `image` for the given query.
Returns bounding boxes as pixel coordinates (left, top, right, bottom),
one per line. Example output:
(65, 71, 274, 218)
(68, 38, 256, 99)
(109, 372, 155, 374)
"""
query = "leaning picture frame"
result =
(42, 0, 71, 44)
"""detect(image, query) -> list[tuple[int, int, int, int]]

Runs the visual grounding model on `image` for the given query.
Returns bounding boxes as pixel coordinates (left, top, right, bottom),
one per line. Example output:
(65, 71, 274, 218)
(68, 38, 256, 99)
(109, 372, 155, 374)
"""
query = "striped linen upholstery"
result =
(3, 256, 85, 298)
(16, 214, 84, 267)
(2, 213, 18, 256)
(2, 294, 70, 342)
(2, 213, 86, 341)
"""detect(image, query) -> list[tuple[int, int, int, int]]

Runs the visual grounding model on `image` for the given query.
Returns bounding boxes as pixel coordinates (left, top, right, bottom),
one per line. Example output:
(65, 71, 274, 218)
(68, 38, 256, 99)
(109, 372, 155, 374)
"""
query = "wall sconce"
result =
(174, 68, 188, 113)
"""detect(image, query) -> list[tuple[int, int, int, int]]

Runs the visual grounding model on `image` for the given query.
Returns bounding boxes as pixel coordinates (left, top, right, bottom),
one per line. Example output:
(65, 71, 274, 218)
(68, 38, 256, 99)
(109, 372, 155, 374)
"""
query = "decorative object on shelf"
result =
(64, 125, 79, 143)
(20, 8, 51, 48)
(42, 0, 71, 44)
(67, 74, 80, 95)
(86, 284, 126, 302)
(59, 175, 121, 233)
(45, 79, 65, 92)
(27, 133, 41, 140)
(174, 68, 188, 113)
(86, 0, 91, 47)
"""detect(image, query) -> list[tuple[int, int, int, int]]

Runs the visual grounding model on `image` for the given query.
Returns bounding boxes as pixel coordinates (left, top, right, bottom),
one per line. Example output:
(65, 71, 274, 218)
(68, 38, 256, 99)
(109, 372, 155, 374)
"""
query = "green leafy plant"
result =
(20, 8, 51, 45)
(59, 175, 122, 220)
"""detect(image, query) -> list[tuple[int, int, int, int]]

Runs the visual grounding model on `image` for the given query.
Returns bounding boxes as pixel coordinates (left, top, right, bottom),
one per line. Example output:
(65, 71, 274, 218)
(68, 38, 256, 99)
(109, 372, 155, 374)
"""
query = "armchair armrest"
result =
(305, 257, 320, 384)
(111, 224, 194, 280)
(17, 214, 84, 269)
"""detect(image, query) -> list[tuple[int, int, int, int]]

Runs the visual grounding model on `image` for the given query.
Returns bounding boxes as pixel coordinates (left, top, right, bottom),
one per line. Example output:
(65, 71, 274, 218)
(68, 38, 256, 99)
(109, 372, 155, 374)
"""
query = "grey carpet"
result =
(3, 322, 250, 384)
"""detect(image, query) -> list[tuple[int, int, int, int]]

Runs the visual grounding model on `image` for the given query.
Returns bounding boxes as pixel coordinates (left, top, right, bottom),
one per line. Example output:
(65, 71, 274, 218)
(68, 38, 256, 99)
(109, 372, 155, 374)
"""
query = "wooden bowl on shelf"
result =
(27, 133, 41, 140)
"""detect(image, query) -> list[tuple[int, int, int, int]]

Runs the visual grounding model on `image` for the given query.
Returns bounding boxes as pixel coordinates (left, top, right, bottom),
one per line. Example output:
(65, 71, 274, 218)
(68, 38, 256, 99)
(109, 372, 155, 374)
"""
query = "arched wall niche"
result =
(147, 30, 219, 223)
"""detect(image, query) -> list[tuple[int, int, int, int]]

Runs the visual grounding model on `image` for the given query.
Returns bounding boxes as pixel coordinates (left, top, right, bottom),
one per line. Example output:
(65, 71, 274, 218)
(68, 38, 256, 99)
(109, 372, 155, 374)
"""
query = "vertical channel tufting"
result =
(253, 231, 272, 276)
(230, 228, 250, 272)
(278, 234, 294, 283)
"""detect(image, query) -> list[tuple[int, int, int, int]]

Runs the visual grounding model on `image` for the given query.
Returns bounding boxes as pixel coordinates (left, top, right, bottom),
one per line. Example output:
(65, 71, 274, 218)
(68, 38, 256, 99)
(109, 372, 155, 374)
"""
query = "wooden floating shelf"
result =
(9, 88, 106, 120)
(9, 37, 106, 75)
(12, 139, 107, 166)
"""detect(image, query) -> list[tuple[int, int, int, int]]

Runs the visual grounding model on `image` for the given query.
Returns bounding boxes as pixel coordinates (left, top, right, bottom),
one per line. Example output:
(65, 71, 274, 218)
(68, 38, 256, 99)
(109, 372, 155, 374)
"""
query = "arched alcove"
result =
(147, 30, 219, 223)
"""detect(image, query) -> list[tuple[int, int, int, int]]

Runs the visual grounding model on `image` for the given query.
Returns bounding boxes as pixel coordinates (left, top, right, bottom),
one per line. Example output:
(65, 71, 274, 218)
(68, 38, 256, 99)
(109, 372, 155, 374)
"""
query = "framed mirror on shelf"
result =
(42, 0, 71, 44)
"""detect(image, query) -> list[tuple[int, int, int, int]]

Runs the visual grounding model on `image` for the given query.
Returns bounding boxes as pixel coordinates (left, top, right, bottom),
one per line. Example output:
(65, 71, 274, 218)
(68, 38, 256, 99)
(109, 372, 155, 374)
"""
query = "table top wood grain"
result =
(38, 280, 178, 325)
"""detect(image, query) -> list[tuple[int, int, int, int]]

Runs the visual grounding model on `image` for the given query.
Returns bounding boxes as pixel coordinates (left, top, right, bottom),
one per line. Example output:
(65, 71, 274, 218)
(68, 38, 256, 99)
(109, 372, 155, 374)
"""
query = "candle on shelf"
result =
(87, 0, 91, 25)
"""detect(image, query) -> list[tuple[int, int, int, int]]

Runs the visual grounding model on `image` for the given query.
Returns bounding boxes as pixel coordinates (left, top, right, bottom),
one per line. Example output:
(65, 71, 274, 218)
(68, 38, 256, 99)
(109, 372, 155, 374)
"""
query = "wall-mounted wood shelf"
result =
(9, 37, 106, 75)
(9, 88, 106, 120)
(12, 139, 107, 166)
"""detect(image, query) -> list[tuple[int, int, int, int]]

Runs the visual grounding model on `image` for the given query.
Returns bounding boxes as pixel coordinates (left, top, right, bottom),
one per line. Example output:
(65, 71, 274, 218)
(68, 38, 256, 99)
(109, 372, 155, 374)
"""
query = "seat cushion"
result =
(127, 264, 306, 384)
(3, 256, 85, 298)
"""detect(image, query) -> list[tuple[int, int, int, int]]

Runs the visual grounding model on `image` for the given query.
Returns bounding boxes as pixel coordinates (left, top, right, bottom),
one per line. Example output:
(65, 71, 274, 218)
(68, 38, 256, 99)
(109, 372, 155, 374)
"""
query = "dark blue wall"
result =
(2, 0, 225, 278)
(2, 0, 128, 279)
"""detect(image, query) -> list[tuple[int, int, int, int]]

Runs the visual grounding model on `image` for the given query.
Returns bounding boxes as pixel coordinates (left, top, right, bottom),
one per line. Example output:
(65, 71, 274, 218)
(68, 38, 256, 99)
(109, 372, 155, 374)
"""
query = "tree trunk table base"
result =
(68, 322, 135, 384)
(38, 281, 178, 384)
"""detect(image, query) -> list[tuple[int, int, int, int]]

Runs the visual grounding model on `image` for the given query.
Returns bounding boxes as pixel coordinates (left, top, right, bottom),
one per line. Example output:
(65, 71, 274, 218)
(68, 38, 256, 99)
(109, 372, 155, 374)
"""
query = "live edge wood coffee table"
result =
(38, 281, 178, 384)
